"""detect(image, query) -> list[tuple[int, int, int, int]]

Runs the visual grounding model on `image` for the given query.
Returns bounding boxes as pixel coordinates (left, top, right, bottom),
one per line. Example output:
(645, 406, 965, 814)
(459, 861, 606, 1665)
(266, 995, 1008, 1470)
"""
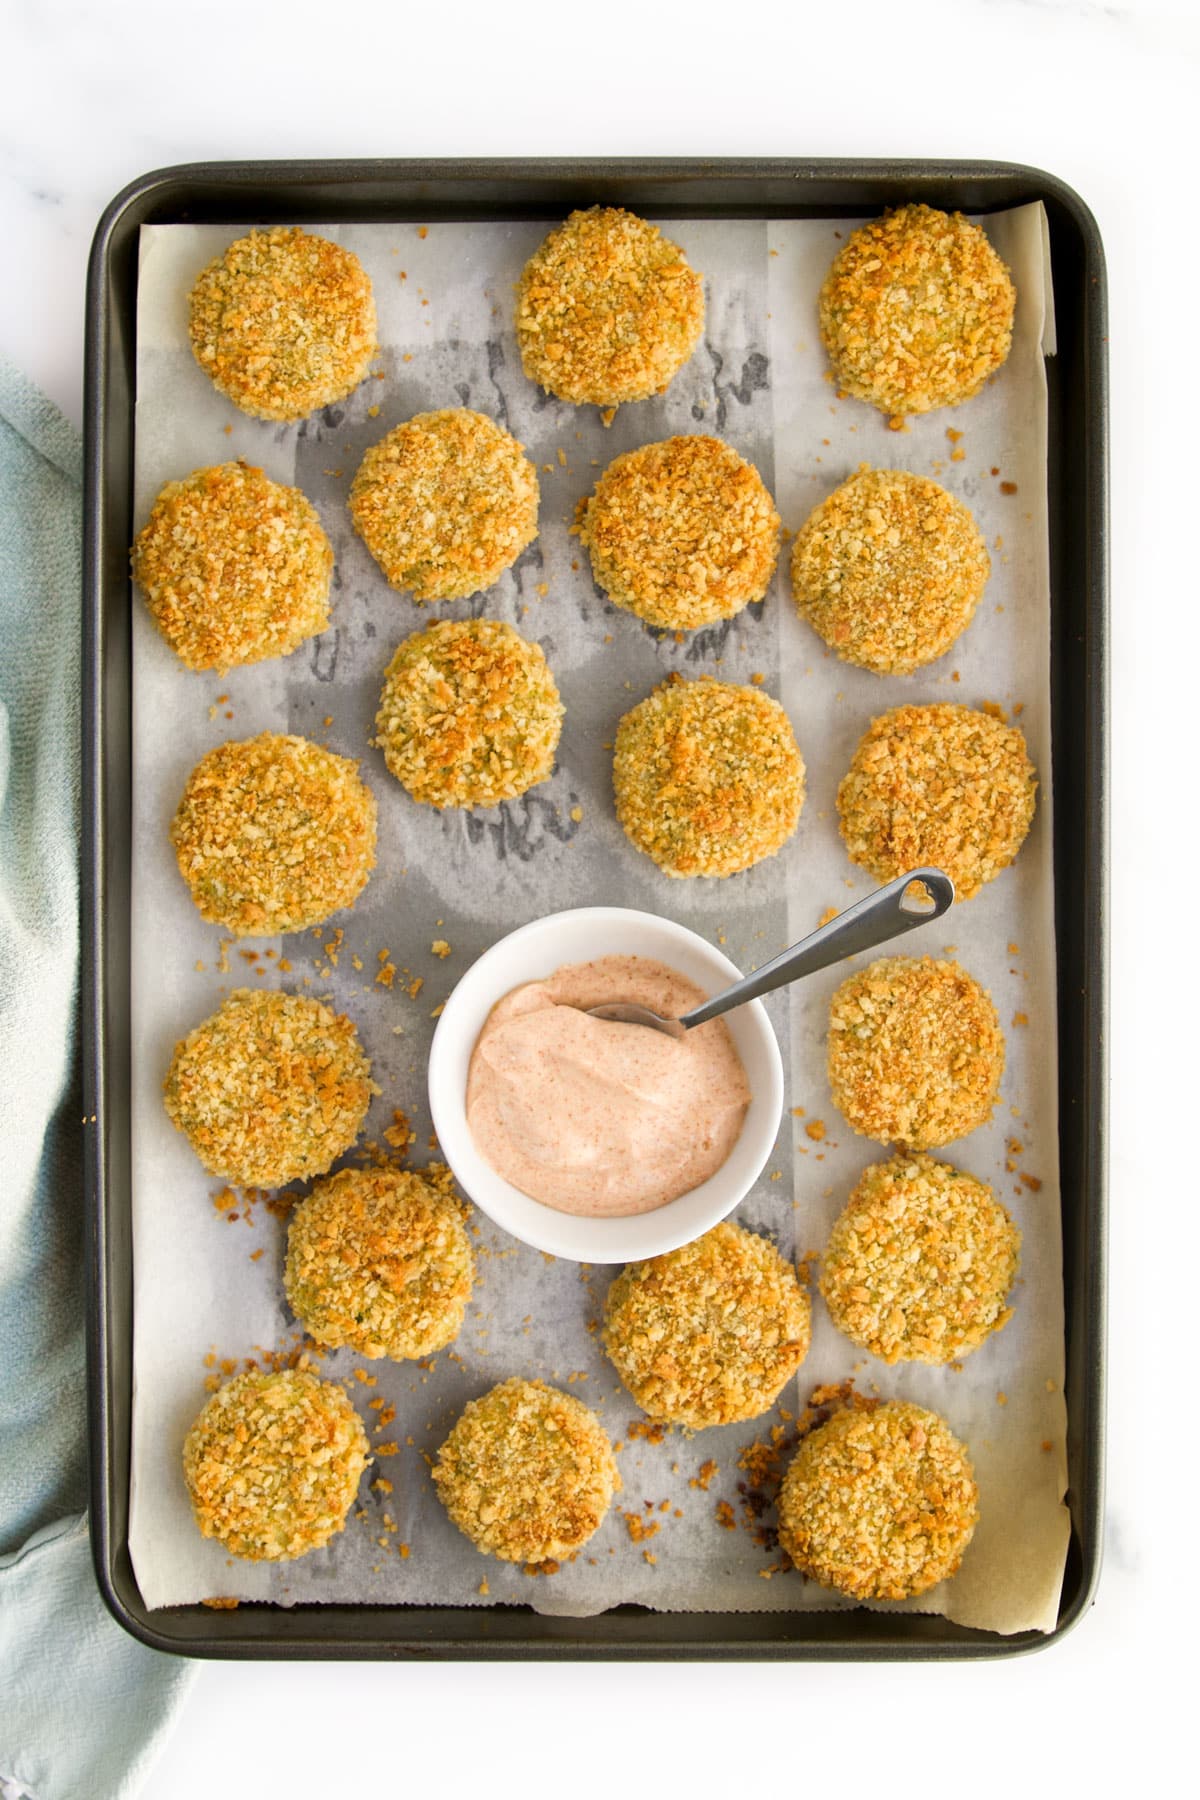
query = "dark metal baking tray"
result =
(82, 157, 1108, 1660)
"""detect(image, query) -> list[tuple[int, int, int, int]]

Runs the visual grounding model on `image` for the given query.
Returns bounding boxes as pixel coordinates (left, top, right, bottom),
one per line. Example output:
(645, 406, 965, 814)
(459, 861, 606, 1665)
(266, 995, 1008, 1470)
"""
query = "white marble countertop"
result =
(3, 0, 1190, 1794)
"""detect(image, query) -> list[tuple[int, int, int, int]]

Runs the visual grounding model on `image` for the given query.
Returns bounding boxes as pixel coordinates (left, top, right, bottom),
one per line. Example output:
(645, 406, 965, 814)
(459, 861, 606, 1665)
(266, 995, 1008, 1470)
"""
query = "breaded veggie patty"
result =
(827, 956, 1004, 1151)
(183, 1368, 369, 1561)
(170, 732, 377, 936)
(285, 1164, 474, 1361)
(603, 1222, 811, 1430)
(613, 675, 805, 878)
(819, 204, 1015, 417)
(790, 466, 989, 675)
(579, 435, 780, 631)
(188, 226, 376, 421)
(132, 462, 333, 673)
(820, 1153, 1021, 1365)
(432, 1377, 620, 1564)
(837, 703, 1037, 899)
(163, 988, 375, 1188)
(777, 1400, 978, 1599)
(349, 408, 539, 602)
(516, 206, 704, 408)
(373, 617, 563, 809)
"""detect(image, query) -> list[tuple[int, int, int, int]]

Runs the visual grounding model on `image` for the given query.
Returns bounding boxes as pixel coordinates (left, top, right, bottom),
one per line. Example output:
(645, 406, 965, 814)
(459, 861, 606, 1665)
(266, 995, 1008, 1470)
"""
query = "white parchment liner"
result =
(128, 206, 1069, 1634)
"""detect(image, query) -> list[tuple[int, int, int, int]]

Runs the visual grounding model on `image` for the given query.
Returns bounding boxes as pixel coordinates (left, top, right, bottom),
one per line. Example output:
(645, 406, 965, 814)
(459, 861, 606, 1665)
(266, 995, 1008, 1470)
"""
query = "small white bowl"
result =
(427, 906, 784, 1264)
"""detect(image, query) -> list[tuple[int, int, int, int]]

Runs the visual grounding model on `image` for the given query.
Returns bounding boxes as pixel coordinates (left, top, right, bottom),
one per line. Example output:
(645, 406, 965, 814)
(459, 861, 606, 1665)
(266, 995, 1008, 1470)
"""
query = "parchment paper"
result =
(128, 206, 1069, 1634)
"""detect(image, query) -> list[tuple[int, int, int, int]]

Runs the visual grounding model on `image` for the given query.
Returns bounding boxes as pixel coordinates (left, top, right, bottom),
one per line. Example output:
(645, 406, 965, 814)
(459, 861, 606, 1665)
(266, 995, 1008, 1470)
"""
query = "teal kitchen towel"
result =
(0, 356, 195, 1800)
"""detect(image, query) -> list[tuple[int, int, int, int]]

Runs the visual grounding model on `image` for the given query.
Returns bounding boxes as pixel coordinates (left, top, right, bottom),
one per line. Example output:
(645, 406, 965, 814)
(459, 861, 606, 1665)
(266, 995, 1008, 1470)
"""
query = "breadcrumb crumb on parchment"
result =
(182, 1368, 370, 1561)
(818, 205, 1015, 418)
(432, 1377, 620, 1564)
(132, 462, 333, 673)
(516, 206, 704, 409)
(188, 227, 377, 422)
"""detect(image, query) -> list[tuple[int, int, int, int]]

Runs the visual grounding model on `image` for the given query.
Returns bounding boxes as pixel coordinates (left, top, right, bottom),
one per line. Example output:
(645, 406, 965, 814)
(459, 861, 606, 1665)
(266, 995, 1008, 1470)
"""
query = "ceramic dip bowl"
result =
(428, 906, 784, 1263)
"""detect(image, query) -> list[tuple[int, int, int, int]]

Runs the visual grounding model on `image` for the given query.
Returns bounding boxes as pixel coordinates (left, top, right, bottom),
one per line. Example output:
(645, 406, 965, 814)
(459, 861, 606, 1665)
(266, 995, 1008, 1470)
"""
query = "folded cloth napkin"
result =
(0, 357, 195, 1800)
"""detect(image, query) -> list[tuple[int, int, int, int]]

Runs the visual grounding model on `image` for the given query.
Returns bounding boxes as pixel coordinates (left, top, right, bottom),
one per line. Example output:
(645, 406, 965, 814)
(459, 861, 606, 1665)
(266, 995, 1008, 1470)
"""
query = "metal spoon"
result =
(588, 867, 955, 1039)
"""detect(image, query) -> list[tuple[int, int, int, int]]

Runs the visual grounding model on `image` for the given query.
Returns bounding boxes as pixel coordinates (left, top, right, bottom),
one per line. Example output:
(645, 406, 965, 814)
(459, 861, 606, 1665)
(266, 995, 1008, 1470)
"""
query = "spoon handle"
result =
(678, 867, 955, 1031)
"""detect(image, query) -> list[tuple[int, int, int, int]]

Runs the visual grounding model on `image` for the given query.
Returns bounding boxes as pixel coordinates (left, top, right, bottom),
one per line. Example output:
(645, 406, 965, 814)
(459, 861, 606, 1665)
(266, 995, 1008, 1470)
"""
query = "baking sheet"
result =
(127, 206, 1069, 1634)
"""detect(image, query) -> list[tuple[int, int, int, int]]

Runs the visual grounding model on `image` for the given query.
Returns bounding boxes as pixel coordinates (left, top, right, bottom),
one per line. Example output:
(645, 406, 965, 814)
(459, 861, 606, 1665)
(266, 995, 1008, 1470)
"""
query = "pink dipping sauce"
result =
(465, 955, 751, 1219)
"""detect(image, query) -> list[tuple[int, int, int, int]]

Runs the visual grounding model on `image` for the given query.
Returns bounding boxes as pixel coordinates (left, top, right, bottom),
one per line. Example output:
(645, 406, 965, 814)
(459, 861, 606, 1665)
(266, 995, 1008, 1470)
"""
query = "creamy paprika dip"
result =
(465, 955, 750, 1218)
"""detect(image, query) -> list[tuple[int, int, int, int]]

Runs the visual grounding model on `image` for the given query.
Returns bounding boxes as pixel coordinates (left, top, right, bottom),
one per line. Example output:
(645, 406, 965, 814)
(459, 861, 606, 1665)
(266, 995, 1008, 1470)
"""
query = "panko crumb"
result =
(603, 1222, 811, 1429)
(837, 703, 1037, 899)
(132, 463, 333, 673)
(171, 733, 377, 936)
(516, 207, 704, 408)
(790, 466, 989, 675)
(374, 617, 563, 810)
(285, 1163, 474, 1361)
(818, 205, 1015, 417)
(433, 1378, 620, 1563)
(579, 436, 780, 631)
(613, 675, 805, 878)
(827, 956, 1005, 1150)
(777, 1400, 978, 1599)
(188, 227, 376, 421)
(820, 1152, 1021, 1363)
(383, 1109, 415, 1153)
(183, 1368, 369, 1561)
(163, 989, 375, 1188)
(349, 409, 538, 602)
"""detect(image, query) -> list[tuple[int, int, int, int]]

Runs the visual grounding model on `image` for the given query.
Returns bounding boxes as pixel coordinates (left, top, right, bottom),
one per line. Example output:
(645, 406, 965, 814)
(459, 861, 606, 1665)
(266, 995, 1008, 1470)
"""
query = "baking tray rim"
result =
(82, 154, 1108, 1661)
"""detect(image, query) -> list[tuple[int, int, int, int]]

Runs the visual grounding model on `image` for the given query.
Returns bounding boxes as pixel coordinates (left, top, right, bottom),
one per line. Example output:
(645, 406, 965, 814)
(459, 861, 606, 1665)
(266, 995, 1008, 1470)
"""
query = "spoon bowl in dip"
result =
(587, 868, 954, 1038)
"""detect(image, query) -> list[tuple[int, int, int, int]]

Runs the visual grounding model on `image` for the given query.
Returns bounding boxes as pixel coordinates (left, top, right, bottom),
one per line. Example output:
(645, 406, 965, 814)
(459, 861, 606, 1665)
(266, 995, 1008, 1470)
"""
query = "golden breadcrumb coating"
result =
(613, 675, 805, 878)
(818, 204, 1015, 417)
(579, 435, 780, 631)
(285, 1164, 474, 1361)
(820, 1153, 1021, 1364)
(777, 1400, 978, 1599)
(171, 733, 377, 936)
(188, 226, 376, 422)
(349, 409, 539, 602)
(516, 206, 705, 408)
(790, 466, 989, 674)
(837, 703, 1037, 899)
(163, 989, 375, 1188)
(373, 617, 563, 809)
(827, 956, 1004, 1150)
(432, 1378, 620, 1563)
(131, 462, 333, 674)
(183, 1368, 369, 1561)
(603, 1222, 811, 1429)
